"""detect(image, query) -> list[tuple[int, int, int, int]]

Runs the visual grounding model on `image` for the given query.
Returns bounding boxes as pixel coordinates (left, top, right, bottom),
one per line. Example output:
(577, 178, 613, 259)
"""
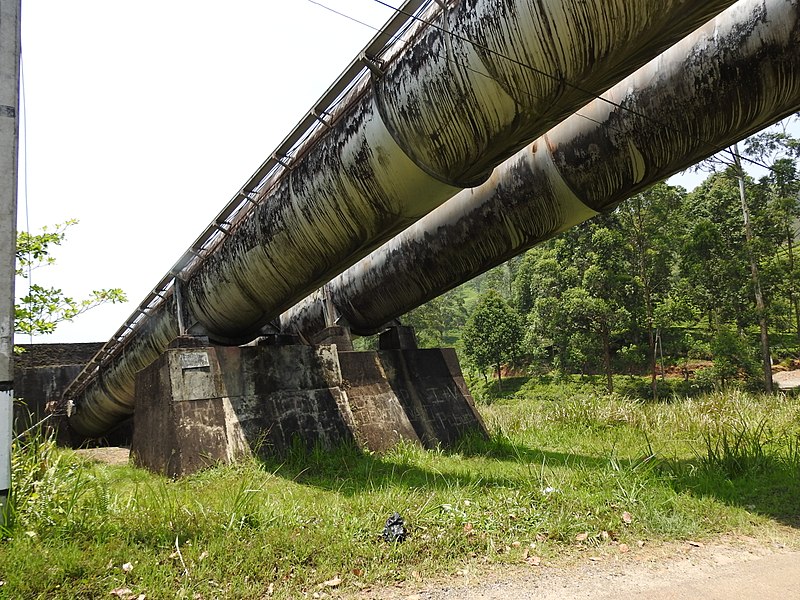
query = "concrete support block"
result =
(310, 326, 354, 352)
(131, 342, 486, 477)
(337, 351, 421, 451)
(378, 326, 418, 350)
(131, 344, 357, 477)
(341, 347, 487, 448)
(168, 335, 210, 349)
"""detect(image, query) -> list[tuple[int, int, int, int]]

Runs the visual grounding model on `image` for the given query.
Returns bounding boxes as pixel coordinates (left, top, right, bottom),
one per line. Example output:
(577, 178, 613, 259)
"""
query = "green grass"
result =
(2, 385, 800, 599)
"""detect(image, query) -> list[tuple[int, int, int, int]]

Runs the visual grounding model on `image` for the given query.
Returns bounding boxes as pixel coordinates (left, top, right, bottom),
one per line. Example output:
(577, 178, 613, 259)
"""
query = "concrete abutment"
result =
(131, 335, 486, 476)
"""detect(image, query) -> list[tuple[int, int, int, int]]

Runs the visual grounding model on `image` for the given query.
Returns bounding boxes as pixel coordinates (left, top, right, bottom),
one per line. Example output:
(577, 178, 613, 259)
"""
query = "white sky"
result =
(14, 1, 797, 344)
(17, 0, 396, 343)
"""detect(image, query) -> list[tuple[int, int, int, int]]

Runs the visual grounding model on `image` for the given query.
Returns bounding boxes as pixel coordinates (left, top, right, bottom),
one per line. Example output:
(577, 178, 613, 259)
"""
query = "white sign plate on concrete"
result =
(180, 352, 210, 370)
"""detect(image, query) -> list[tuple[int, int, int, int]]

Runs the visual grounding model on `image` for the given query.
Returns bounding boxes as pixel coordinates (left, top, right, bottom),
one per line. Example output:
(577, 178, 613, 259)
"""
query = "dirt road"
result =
(359, 537, 800, 600)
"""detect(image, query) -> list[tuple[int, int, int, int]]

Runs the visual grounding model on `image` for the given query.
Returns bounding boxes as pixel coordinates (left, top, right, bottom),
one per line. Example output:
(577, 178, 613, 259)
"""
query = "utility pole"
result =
(0, 0, 21, 525)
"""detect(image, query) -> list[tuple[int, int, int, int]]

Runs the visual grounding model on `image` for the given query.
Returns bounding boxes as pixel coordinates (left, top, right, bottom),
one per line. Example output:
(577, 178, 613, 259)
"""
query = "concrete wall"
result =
(132, 344, 359, 476)
(13, 343, 103, 435)
(339, 348, 486, 450)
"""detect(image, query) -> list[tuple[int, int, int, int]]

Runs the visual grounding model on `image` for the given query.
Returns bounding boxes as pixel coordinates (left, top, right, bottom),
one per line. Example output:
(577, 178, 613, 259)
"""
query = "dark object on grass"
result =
(382, 512, 407, 542)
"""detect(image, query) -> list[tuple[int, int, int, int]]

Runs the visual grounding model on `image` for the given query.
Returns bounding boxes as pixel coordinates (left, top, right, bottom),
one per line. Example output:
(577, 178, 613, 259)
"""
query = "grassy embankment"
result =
(2, 379, 799, 598)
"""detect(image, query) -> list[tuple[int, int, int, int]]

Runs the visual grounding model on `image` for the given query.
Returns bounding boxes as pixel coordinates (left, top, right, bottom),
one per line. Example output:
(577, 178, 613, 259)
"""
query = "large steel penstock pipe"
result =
(281, 0, 800, 339)
(68, 0, 737, 437)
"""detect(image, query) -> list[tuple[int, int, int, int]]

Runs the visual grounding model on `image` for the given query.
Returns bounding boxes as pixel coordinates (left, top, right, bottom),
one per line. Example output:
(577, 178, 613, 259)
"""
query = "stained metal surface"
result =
(184, 0, 736, 346)
(282, 0, 800, 339)
(375, 0, 744, 185)
(67, 0, 738, 437)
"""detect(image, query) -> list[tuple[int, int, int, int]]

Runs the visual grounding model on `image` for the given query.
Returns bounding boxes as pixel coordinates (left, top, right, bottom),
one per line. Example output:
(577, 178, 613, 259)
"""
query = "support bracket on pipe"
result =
(360, 54, 385, 78)
(272, 152, 292, 170)
(241, 191, 260, 206)
(172, 277, 188, 336)
(311, 109, 332, 129)
(212, 222, 231, 236)
(323, 286, 341, 329)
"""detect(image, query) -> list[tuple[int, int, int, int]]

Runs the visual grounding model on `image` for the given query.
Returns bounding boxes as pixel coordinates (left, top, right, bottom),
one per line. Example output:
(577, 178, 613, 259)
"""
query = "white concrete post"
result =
(0, 0, 21, 525)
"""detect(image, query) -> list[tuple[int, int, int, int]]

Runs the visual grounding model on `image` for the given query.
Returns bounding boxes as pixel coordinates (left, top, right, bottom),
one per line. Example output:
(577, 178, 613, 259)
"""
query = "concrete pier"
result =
(131, 336, 486, 476)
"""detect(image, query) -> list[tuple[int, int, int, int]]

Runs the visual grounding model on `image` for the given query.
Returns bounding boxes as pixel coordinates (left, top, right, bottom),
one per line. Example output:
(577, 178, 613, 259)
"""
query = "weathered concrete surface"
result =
(131, 344, 357, 476)
(309, 326, 354, 351)
(0, 0, 21, 517)
(382, 348, 485, 448)
(13, 343, 103, 434)
(336, 350, 421, 452)
(378, 326, 419, 350)
(132, 342, 485, 476)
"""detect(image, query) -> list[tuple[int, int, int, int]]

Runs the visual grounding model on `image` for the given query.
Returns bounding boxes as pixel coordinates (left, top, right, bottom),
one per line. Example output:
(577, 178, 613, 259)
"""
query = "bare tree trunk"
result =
(787, 228, 800, 342)
(733, 144, 773, 393)
(496, 363, 503, 393)
(645, 288, 658, 401)
(631, 194, 658, 401)
(601, 325, 614, 394)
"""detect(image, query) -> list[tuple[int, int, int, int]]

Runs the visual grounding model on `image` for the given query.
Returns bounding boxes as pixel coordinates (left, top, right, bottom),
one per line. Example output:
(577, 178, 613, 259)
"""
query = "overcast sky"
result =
(13, 1, 793, 345)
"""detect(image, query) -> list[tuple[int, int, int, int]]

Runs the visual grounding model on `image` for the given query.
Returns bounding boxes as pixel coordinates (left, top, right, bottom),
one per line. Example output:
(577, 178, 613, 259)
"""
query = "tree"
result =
(706, 326, 760, 390)
(616, 183, 685, 399)
(14, 221, 126, 338)
(761, 158, 800, 340)
(689, 141, 781, 393)
(680, 170, 753, 330)
(462, 290, 524, 391)
(565, 226, 631, 393)
(482, 258, 520, 300)
(402, 287, 468, 347)
(746, 121, 800, 342)
(517, 216, 634, 390)
(516, 245, 576, 370)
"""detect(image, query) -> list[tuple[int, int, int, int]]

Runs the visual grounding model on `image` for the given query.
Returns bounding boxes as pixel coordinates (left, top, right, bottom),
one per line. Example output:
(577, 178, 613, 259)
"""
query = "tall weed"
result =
(3, 425, 103, 536)
(700, 412, 800, 478)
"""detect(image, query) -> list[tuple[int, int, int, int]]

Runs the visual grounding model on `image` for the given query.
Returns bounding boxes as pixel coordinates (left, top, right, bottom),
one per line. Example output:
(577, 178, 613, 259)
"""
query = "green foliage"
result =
(701, 327, 760, 389)
(14, 221, 127, 336)
(2, 424, 72, 534)
(462, 290, 524, 382)
(15, 285, 127, 336)
(402, 287, 468, 347)
(15, 220, 77, 276)
(3, 387, 799, 598)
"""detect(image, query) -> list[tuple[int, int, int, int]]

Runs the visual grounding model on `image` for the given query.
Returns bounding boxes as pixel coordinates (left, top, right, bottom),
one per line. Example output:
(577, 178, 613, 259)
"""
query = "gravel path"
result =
(771, 369, 800, 390)
(74, 446, 130, 466)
